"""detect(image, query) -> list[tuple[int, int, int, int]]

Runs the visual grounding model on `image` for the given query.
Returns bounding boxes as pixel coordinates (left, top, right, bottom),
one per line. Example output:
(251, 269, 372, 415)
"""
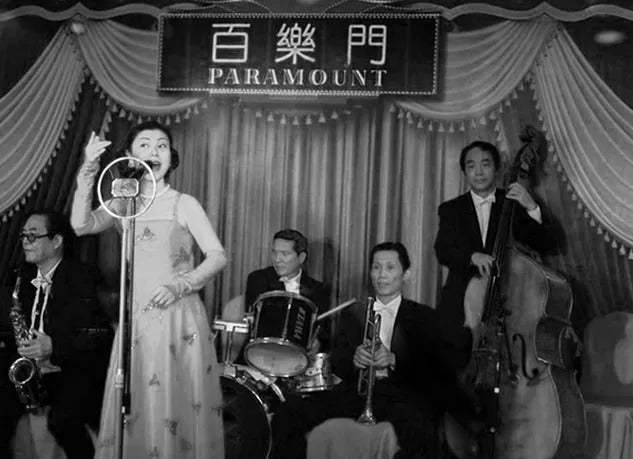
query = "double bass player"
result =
(434, 136, 584, 458)
(434, 140, 553, 334)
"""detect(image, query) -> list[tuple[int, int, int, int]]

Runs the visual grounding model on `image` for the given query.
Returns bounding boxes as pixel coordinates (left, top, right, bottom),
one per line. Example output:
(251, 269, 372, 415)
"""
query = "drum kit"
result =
(212, 290, 347, 459)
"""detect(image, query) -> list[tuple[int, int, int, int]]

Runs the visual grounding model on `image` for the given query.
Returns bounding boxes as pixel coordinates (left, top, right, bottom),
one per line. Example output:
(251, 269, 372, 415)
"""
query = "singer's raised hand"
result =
(84, 131, 112, 163)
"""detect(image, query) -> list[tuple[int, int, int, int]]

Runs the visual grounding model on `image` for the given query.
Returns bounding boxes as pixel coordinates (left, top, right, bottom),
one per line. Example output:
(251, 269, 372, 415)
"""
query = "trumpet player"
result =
(0, 210, 111, 459)
(271, 242, 473, 459)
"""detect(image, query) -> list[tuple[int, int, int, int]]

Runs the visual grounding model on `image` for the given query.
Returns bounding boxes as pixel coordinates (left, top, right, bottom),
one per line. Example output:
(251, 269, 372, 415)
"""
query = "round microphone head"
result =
(117, 158, 148, 179)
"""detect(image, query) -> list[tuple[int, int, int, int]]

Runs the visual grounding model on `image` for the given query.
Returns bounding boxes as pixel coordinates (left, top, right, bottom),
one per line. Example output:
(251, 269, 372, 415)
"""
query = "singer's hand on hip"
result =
(18, 330, 52, 359)
(149, 285, 177, 308)
(85, 131, 112, 162)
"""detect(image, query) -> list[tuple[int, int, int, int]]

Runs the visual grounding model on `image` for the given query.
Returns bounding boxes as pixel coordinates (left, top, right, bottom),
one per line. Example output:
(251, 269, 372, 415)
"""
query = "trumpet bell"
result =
(357, 407, 377, 425)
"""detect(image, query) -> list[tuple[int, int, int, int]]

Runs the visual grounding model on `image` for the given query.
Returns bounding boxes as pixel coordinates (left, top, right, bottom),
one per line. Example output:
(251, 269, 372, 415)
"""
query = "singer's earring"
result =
(127, 157, 135, 168)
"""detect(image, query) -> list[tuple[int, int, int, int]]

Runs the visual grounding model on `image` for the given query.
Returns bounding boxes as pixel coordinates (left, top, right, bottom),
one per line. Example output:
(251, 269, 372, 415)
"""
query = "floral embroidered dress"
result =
(71, 166, 225, 459)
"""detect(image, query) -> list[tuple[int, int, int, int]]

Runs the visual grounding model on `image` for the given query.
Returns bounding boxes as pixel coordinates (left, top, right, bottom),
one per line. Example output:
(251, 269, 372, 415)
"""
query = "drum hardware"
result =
(293, 352, 342, 393)
(212, 318, 251, 364)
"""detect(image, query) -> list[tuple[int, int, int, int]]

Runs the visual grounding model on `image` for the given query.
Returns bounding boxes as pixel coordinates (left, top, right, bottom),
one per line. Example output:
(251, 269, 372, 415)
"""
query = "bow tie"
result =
(31, 276, 51, 290)
(474, 194, 496, 207)
(280, 276, 299, 284)
(373, 303, 394, 317)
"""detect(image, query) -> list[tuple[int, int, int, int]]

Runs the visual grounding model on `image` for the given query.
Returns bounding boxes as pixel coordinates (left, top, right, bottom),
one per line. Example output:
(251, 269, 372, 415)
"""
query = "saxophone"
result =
(8, 270, 47, 411)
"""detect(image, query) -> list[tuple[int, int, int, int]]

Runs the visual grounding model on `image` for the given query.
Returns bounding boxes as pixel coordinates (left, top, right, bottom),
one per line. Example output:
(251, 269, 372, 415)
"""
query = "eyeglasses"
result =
(19, 233, 53, 243)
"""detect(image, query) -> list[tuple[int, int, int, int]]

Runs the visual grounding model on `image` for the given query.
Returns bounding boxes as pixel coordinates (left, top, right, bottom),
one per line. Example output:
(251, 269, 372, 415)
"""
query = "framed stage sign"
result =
(157, 13, 441, 96)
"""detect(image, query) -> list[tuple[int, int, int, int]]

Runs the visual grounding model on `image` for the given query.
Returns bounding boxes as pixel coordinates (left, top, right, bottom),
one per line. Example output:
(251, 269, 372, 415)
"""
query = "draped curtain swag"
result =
(395, 19, 633, 255)
(2, 18, 632, 256)
(0, 29, 84, 221)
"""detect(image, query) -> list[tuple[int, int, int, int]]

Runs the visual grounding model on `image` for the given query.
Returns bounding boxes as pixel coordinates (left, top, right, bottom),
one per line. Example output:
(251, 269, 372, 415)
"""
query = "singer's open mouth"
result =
(147, 160, 161, 171)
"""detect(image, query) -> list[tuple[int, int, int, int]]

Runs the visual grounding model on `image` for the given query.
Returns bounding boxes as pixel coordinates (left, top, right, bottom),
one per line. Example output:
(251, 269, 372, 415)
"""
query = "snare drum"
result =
(244, 291, 317, 377)
(221, 364, 284, 459)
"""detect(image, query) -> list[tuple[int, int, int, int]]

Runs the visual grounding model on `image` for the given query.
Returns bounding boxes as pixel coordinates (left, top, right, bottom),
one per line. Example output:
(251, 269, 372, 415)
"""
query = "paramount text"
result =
(208, 67, 388, 88)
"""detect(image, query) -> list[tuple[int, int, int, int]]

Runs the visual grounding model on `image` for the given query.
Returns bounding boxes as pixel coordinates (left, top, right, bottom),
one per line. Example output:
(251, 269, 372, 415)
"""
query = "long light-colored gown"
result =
(71, 165, 225, 459)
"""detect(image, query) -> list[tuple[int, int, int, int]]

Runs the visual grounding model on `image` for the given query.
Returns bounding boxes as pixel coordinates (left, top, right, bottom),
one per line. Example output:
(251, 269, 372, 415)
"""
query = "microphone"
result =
(118, 159, 148, 180)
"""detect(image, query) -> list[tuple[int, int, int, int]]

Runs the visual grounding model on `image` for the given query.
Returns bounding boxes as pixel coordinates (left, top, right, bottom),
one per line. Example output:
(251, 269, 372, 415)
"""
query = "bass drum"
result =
(221, 364, 285, 459)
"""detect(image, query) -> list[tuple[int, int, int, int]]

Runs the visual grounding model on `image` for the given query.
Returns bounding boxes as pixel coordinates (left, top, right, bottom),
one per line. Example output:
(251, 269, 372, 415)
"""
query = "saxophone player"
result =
(0, 210, 111, 459)
(271, 242, 473, 459)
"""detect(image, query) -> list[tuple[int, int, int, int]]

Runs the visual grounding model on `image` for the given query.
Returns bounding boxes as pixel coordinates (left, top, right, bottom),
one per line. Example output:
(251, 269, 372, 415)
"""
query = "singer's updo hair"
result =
(123, 120, 180, 181)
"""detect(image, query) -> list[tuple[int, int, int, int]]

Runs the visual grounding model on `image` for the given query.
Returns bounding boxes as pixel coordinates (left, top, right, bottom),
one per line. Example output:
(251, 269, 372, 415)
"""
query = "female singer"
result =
(71, 121, 225, 458)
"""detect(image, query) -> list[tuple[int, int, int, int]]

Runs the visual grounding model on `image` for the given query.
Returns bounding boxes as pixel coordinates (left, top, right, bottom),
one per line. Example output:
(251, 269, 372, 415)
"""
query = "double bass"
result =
(446, 127, 586, 459)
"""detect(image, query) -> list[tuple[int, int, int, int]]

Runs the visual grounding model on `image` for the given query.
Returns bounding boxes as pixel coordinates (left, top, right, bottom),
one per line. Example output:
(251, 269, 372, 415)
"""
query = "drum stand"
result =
(212, 317, 251, 364)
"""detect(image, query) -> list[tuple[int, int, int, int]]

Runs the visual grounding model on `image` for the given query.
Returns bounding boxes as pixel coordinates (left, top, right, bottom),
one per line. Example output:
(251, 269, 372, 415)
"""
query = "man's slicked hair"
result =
(459, 140, 501, 172)
(273, 229, 308, 256)
(369, 241, 411, 271)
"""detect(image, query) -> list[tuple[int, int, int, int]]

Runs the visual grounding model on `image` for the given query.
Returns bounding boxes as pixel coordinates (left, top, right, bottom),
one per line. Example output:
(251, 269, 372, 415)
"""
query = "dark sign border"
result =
(157, 12, 441, 97)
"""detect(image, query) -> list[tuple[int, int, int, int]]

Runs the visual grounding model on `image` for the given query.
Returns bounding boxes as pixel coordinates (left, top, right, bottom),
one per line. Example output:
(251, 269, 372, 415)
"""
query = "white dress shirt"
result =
(470, 190, 542, 245)
(280, 270, 301, 295)
(373, 294, 402, 378)
(30, 258, 62, 333)
(30, 258, 63, 374)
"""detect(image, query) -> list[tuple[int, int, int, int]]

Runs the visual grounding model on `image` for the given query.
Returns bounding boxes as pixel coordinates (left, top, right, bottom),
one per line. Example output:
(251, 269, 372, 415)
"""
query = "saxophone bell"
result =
(9, 357, 42, 411)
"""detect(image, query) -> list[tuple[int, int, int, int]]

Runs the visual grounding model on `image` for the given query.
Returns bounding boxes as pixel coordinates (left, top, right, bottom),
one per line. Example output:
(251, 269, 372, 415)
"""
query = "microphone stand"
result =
(97, 157, 156, 459)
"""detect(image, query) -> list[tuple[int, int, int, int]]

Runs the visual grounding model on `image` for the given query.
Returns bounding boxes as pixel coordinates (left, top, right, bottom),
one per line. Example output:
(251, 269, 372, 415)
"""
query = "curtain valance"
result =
(0, 29, 84, 220)
(394, 20, 557, 121)
(533, 30, 633, 254)
(76, 20, 200, 116)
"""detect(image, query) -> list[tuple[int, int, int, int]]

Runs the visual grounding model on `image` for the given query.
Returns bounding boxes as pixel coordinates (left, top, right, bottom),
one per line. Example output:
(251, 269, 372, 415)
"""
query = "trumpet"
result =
(357, 297, 381, 425)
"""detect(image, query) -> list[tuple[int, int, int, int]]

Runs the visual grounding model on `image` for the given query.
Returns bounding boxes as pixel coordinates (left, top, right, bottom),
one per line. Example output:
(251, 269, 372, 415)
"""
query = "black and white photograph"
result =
(0, 1, 632, 458)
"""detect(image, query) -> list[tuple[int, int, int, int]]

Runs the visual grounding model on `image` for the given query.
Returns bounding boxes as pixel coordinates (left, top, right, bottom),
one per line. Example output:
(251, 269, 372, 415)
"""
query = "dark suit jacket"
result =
(331, 298, 472, 408)
(434, 189, 554, 327)
(2, 259, 112, 427)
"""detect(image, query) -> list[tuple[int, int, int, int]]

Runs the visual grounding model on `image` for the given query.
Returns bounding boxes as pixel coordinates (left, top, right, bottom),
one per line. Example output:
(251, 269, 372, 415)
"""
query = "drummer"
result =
(223, 229, 330, 358)
(246, 229, 328, 313)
